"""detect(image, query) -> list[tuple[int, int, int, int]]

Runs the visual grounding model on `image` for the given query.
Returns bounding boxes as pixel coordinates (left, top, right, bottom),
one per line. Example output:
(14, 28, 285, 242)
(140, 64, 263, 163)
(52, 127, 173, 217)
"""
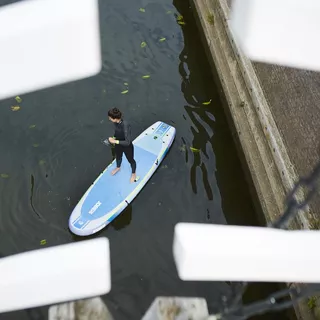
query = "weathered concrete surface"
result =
(226, 0, 320, 182)
(48, 297, 114, 320)
(252, 62, 320, 182)
(188, 0, 320, 319)
(189, 0, 307, 228)
(141, 297, 209, 320)
(227, 0, 320, 221)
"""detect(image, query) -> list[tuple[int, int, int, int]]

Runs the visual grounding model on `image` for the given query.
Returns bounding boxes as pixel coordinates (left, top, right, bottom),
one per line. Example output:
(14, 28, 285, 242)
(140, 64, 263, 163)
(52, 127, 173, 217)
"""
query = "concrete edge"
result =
(189, 0, 283, 223)
(188, 0, 317, 318)
(188, 0, 313, 228)
(221, 1, 310, 229)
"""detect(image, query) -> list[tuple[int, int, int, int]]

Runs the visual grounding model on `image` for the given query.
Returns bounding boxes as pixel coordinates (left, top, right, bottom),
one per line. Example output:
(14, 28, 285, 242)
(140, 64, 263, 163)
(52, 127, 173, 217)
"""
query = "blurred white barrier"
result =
(0, 0, 101, 101)
(173, 223, 320, 283)
(230, 0, 320, 72)
(141, 297, 209, 320)
(49, 297, 114, 320)
(0, 238, 111, 314)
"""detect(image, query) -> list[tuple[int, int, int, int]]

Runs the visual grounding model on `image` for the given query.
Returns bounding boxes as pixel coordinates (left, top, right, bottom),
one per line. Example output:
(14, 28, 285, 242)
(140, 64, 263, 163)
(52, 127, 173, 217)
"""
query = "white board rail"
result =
(0, 237, 111, 314)
(173, 223, 320, 283)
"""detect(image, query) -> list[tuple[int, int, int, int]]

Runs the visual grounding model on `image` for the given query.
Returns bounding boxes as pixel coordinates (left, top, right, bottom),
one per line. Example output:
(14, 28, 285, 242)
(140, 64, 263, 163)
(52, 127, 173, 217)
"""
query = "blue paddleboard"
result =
(69, 121, 176, 236)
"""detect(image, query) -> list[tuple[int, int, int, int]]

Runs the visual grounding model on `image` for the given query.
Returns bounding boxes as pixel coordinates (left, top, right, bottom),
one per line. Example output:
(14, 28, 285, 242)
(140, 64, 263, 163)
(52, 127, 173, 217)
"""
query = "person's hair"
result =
(108, 108, 122, 120)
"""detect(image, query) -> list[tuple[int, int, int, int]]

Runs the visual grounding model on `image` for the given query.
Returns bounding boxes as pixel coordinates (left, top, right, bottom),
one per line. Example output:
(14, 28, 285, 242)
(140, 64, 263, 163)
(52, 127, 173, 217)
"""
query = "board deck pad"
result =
(69, 121, 176, 236)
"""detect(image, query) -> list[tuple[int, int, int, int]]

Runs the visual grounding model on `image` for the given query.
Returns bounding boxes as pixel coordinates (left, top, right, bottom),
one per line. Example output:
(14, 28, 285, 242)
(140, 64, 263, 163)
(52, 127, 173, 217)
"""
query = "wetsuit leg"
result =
(124, 144, 136, 174)
(115, 145, 123, 168)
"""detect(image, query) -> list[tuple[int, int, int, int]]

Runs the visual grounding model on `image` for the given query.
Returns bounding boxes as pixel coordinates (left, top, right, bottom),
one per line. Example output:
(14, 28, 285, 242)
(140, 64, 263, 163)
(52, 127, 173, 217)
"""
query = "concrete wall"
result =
(188, 0, 320, 319)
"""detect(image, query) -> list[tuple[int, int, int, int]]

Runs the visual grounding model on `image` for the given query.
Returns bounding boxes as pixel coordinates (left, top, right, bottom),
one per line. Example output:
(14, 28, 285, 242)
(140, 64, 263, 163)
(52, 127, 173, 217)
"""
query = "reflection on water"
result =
(111, 205, 132, 231)
(0, 0, 290, 319)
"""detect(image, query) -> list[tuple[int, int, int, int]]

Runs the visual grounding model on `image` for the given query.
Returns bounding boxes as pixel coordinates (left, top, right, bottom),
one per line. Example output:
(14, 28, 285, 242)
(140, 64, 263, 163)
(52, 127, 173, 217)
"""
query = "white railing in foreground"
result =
(0, 0, 101, 101)
(173, 223, 320, 283)
(0, 238, 111, 314)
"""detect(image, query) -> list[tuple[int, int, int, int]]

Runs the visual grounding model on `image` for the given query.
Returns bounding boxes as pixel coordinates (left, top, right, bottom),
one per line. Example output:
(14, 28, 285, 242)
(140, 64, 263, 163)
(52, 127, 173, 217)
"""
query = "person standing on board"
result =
(107, 108, 137, 183)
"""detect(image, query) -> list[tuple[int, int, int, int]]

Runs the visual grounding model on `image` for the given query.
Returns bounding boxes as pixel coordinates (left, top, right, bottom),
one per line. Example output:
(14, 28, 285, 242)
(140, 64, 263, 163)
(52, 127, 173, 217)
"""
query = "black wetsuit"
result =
(113, 120, 136, 174)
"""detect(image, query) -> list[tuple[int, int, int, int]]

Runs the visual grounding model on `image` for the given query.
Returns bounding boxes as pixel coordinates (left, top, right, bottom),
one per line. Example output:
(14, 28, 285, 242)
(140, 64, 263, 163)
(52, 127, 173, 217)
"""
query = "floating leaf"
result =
(1, 173, 9, 179)
(11, 105, 20, 111)
(178, 21, 186, 25)
(159, 37, 166, 42)
(190, 147, 200, 153)
(29, 124, 36, 129)
(139, 8, 145, 12)
(142, 75, 150, 79)
(39, 160, 46, 165)
(177, 14, 184, 21)
(40, 239, 47, 245)
(121, 90, 129, 94)
(207, 13, 214, 25)
(15, 96, 22, 103)
(202, 99, 212, 105)
(124, 82, 129, 86)
(166, 10, 172, 14)
(33, 143, 39, 148)
(141, 41, 147, 48)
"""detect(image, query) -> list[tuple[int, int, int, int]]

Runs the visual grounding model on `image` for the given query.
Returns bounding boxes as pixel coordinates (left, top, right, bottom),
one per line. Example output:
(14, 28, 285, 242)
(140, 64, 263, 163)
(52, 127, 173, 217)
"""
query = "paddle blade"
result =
(173, 223, 320, 283)
(0, 237, 110, 314)
(0, 0, 101, 101)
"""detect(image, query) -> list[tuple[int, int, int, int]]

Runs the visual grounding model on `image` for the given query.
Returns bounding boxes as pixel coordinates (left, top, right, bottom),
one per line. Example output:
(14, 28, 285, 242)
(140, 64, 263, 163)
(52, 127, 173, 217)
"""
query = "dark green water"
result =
(0, 0, 291, 319)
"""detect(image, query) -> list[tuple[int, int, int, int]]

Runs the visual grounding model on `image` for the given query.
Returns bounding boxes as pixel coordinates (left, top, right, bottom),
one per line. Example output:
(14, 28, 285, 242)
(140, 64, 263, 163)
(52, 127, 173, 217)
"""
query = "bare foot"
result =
(111, 167, 120, 175)
(130, 173, 137, 183)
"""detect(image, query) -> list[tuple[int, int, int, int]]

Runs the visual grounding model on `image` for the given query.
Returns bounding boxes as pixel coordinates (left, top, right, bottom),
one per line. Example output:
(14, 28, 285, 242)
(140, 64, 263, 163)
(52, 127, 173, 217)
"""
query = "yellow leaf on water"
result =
(142, 75, 150, 79)
(177, 14, 184, 21)
(29, 124, 36, 129)
(159, 37, 166, 42)
(190, 147, 200, 153)
(202, 99, 212, 105)
(178, 21, 186, 25)
(141, 41, 147, 48)
(124, 82, 129, 86)
(121, 90, 129, 94)
(1, 173, 9, 179)
(11, 105, 20, 111)
(139, 8, 145, 12)
(15, 96, 22, 103)
(33, 143, 39, 148)
(166, 10, 172, 14)
(40, 239, 46, 245)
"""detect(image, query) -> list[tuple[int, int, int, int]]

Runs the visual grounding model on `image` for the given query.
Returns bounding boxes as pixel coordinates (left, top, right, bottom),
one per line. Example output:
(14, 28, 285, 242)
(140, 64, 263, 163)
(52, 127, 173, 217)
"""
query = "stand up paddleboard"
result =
(69, 121, 176, 236)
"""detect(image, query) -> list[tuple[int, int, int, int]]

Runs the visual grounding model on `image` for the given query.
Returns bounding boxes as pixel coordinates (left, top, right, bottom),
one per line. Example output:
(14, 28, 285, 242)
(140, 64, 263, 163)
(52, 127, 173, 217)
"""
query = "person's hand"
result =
(108, 137, 116, 144)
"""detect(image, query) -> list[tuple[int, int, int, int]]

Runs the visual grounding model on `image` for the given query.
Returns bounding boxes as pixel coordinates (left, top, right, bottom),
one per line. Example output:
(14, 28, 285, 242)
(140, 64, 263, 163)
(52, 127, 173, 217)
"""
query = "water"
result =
(0, 0, 291, 319)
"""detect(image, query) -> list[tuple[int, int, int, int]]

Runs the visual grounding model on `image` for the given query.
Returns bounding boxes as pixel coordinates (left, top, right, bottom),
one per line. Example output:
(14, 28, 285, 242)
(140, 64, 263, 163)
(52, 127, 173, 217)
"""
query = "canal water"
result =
(0, 0, 291, 319)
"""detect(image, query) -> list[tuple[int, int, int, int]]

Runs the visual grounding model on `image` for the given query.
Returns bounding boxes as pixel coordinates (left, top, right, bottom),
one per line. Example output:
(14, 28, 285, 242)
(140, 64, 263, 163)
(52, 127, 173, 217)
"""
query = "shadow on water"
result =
(72, 205, 133, 242)
(173, 0, 293, 319)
